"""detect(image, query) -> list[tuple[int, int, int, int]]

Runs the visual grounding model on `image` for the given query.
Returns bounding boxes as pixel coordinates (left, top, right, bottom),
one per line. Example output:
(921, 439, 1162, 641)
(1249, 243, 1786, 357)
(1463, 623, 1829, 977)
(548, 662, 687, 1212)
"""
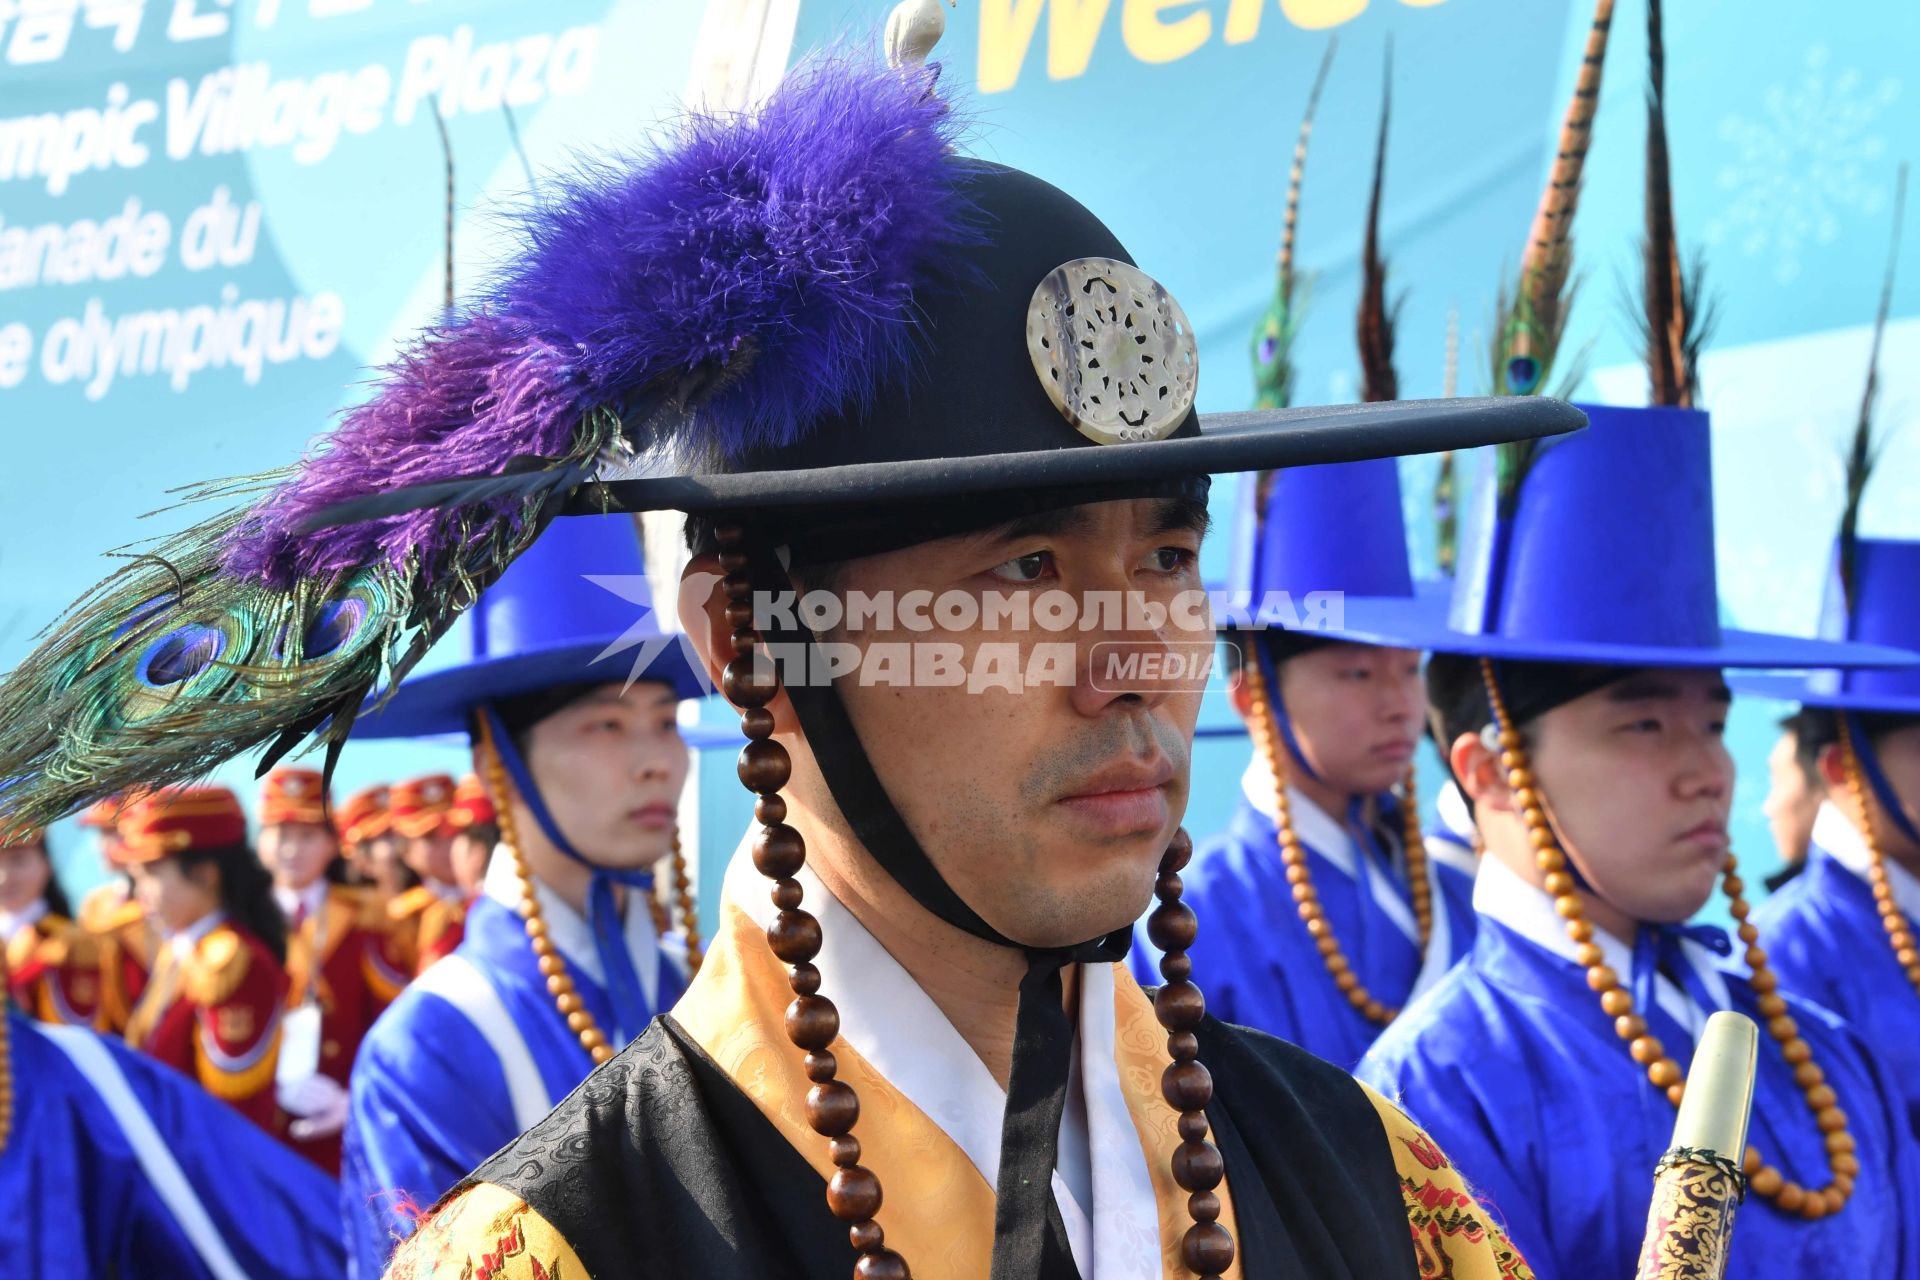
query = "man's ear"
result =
(1816, 741, 1850, 793)
(1226, 666, 1253, 723)
(1449, 728, 1513, 815)
(679, 552, 797, 734)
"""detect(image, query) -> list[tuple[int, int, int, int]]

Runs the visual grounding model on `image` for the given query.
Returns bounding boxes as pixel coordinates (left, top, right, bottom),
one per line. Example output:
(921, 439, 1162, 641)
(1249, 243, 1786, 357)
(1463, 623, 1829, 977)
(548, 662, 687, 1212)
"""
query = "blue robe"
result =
(340, 856, 689, 1278)
(1134, 774, 1477, 1070)
(1357, 858, 1919, 1280)
(3, 1011, 343, 1279)
(1757, 803, 1920, 1140)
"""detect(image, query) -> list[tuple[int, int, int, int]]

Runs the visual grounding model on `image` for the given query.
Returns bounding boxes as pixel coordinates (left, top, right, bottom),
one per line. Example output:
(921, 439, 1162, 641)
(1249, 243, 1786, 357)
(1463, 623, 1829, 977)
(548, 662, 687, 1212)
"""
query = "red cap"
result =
(78, 795, 130, 830)
(448, 774, 497, 831)
(336, 785, 391, 846)
(117, 787, 248, 862)
(259, 768, 330, 828)
(389, 774, 458, 840)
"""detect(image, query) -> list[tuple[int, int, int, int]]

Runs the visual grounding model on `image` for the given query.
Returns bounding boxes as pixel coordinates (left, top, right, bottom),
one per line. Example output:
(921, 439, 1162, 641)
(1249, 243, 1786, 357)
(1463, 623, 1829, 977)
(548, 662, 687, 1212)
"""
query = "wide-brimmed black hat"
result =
(572, 161, 1579, 516)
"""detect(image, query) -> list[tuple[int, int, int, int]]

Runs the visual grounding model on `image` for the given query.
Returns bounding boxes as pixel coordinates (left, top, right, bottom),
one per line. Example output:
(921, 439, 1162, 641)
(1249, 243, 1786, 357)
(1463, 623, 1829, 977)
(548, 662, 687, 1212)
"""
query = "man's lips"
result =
(1370, 739, 1417, 763)
(1676, 819, 1729, 850)
(1055, 757, 1177, 835)
(629, 802, 678, 828)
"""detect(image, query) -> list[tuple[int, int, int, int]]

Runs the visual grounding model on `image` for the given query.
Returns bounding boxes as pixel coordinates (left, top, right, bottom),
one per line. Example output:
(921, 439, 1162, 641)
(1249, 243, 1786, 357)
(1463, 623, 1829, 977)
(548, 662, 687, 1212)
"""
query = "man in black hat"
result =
(0, 30, 1575, 1280)
(363, 47, 1575, 1280)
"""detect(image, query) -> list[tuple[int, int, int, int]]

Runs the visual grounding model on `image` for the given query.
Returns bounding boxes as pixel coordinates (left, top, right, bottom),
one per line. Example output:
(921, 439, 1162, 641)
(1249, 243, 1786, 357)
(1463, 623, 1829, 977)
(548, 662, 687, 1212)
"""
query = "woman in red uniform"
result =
(117, 786, 290, 1132)
(0, 828, 106, 1026)
(384, 774, 469, 974)
(75, 796, 158, 1033)
(257, 767, 405, 1172)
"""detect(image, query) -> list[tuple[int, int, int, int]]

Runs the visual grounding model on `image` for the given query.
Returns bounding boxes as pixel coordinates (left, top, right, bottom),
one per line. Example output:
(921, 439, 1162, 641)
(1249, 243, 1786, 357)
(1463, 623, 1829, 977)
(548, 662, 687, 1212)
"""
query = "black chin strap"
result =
(751, 540, 1128, 1280)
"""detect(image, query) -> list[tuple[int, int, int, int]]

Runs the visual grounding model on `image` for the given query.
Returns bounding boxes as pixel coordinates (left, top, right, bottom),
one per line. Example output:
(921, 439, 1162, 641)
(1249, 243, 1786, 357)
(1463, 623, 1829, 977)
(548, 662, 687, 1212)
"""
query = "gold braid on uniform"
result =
(1835, 714, 1920, 997)
(1241, 650, 1432, 1026)
(477, 716, 615, 1066)
(1478, 658, 1859, 1220)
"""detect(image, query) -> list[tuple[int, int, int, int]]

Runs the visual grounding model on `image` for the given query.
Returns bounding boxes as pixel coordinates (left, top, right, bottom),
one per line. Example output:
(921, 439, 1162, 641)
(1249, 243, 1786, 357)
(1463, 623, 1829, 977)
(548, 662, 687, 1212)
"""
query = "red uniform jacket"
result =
(124, 919, 287, 1132)
(283, 885, 405, 1172)
(387, 885, 468, 976)
(80, 889, 155, 1034)
(5, 912, 107, 1027)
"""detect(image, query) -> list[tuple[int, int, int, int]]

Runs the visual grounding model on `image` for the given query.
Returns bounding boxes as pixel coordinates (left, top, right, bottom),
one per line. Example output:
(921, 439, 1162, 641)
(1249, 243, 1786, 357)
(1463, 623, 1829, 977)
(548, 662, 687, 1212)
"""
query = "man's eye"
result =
(990, 551, 1052, 583)
(1623, 718, 1662, 734)
(1143, 546, 1199, 574)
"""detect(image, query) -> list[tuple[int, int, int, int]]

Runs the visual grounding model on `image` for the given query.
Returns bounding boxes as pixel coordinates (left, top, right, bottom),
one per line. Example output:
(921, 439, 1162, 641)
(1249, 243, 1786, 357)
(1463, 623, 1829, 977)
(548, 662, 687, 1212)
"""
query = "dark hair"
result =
(177, 843, 287, 964)
(1784, 707, 1920, 786)
(461, 821, 501, 850)
(33, 835, 73, 919)
(1214, 627, 1335, 681)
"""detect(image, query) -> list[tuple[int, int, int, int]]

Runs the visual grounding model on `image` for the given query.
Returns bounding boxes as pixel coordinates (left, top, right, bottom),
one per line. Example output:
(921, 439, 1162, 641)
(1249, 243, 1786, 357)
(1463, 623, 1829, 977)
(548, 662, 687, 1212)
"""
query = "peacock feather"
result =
(1357, 40, 1402, 406)
(1492, 0, 1617, 508)
(1251, 39, 1336, 412)
(1839, 162, 1907, 607)
(0, 54, 976, 840)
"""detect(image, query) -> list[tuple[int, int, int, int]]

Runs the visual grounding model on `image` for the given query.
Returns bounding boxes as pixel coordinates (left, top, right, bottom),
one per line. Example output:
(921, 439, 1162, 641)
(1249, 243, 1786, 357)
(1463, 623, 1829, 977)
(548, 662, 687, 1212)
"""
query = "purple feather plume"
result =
(225, 53, 974, 588)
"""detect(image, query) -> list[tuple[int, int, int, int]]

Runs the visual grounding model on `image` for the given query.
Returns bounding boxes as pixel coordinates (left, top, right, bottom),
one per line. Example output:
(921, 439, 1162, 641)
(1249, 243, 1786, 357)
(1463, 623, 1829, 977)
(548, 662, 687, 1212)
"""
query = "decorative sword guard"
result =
(1634, 1011, 1759, 1280)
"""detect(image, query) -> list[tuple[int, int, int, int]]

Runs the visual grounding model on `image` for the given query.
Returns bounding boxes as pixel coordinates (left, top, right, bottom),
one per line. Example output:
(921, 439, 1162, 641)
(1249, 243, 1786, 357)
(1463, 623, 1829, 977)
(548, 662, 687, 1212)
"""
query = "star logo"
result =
(583, 572, 720, 697)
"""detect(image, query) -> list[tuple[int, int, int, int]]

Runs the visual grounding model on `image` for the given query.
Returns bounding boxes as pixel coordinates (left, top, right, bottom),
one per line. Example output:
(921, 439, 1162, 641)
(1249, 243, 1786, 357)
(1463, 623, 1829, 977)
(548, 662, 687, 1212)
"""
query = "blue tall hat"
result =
(1226, 456, 1456, 650)
(1438, 405, 1916, 671)
(1730, 539, 1920, 713)
(353, 514, 707, 740)
(355, 513, 714, 1046)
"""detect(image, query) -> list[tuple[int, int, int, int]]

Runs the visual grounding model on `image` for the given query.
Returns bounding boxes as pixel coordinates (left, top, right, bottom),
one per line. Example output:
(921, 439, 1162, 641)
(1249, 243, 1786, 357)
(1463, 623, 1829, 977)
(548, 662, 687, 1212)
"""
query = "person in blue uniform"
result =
(1357, 404, 1920, 1280)
(2, 955, 344, 1279)
(338, 513, 712, 1277)
(1733, 535, 1920, 1139)
(1133, 458, 1476, 1068)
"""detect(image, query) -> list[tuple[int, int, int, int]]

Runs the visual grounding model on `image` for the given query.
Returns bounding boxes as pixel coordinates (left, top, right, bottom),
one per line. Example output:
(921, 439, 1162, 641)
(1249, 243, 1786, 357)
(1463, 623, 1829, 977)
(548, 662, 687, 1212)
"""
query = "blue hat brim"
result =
(354, 637, 709, 740)
(1725, 671, 1920, 714)
(1415, 628, 1920, 671)
(1245, 580, 1461, 651)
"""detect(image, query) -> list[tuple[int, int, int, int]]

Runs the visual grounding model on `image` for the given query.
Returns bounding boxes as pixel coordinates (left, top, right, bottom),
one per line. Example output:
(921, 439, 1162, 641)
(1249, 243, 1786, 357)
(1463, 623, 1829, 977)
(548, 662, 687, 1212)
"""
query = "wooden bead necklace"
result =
(712, 524, 1235, 1279)
(0, 968, 12, 1158)
(476, 717, 702, 1066)
(1241, 651, 1432, 1026)
(1478, 658, 1858, 1220)
(1835, 716, 1920, 997)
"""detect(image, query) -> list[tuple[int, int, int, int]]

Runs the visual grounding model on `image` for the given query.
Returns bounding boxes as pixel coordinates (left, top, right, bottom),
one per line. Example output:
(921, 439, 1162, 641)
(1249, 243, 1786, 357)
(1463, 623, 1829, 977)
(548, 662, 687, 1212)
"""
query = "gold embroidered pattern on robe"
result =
(1361, 1084, 1537, 1280)
(385, 1181, 583, 1280)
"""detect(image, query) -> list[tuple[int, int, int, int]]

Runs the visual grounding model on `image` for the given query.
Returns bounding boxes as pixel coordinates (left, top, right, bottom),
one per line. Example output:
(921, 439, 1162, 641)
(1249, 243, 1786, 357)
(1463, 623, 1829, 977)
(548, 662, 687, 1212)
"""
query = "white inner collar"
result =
(1239, 757, 1434, 958)
(722, 833, 1163, 1280)
(167, 909, 226, 960)
(1813, 801, 1920, 922)
(0, 898, 48, 940)
(482, 845, 663, 1006)
(1472, 853, 1728, 1045)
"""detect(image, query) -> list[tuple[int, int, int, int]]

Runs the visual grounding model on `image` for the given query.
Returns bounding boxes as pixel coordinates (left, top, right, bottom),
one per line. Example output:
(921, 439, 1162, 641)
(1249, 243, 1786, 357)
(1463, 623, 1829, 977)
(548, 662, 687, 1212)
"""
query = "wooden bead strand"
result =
(1241, 649, 1432, 1025)
(713, 524, 908, 1280)
(1835, 715, 1920, 997)
(0, 959, 13, 1158)
(1477, 658, 1857, 1221)
(477, 717, 615, 1065)
(669, 831, 705, 974)
(1147, 828, 1236, 1278)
